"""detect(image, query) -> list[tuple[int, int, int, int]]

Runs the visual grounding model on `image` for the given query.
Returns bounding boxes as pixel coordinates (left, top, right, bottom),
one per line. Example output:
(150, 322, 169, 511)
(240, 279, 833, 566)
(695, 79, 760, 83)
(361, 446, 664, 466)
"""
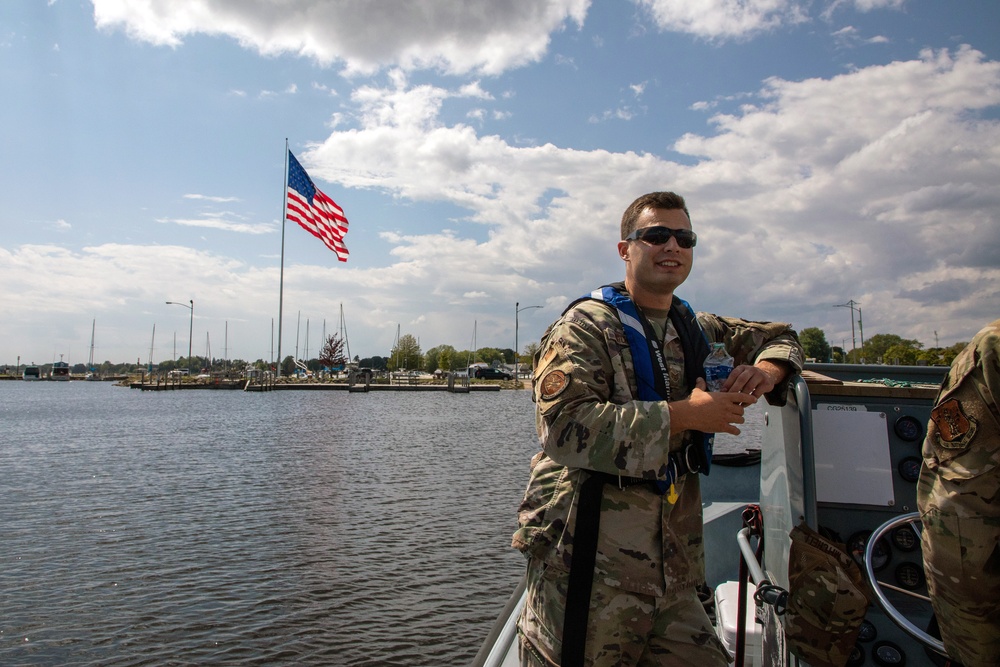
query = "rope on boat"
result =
(854, 378, 915, 387)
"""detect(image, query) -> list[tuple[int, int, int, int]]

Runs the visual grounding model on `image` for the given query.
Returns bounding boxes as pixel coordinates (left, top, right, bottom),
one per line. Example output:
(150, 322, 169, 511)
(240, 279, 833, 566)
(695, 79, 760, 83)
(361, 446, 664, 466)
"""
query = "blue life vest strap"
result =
(563, 282, 715, 484)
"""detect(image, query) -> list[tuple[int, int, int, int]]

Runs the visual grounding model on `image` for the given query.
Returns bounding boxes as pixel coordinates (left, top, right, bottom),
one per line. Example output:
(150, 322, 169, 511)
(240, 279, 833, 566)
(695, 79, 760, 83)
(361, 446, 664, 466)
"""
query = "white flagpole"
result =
(277, 139, 289, 377)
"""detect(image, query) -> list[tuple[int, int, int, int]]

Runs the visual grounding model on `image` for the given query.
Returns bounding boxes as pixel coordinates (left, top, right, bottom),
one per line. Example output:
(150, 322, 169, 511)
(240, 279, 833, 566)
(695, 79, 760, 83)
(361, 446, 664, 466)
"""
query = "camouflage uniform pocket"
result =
(921, 508, 1000, 602)
(783, 523, 870, 667)
(517, 558, 573, 661)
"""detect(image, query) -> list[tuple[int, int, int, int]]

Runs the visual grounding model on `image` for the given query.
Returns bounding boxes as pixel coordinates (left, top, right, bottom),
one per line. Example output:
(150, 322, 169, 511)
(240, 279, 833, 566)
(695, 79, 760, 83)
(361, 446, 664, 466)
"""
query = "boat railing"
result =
(470, 575, 526, 667)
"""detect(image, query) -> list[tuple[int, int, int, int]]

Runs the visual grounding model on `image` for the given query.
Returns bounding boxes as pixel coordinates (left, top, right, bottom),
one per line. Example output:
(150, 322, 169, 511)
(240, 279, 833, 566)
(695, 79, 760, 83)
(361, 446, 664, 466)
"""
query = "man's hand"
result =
(722, 359, 790, 397)
(668, 378, 756, 435)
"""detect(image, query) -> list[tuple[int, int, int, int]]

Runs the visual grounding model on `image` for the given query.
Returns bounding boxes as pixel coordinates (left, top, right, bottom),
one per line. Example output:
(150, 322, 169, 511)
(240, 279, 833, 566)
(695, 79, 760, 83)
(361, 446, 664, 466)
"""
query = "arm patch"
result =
(540, 370, 571, 400)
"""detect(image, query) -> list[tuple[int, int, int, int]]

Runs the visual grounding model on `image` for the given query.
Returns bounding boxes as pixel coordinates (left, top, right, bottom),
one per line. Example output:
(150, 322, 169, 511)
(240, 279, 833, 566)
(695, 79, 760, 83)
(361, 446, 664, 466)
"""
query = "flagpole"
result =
(277, 139, 289, 377)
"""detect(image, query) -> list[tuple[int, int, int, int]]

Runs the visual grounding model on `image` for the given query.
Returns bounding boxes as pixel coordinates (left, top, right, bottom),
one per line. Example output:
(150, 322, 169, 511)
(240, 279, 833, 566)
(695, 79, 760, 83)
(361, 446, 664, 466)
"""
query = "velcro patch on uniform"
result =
(606, 329, 628, 347)
(931, 398, 977, 449)
(539, 370, 570, 400)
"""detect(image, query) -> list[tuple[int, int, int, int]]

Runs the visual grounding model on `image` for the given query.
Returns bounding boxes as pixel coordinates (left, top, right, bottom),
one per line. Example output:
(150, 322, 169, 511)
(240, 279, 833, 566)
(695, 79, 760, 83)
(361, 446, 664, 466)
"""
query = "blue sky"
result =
(2, 0, 998, 367)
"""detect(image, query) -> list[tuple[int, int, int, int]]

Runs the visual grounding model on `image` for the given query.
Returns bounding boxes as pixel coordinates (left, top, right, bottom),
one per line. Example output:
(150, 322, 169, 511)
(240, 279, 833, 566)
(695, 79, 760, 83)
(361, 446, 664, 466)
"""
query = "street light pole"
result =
(834, 300, 859, 362)
(166, 299, 194, 374)
(516, 302, 542, 379)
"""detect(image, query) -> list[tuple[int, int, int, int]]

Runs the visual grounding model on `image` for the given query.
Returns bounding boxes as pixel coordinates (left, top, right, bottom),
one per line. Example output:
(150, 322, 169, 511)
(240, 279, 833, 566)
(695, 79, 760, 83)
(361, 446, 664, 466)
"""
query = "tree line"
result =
(6, 325, 963, 379)
(798, 327, 968, 366)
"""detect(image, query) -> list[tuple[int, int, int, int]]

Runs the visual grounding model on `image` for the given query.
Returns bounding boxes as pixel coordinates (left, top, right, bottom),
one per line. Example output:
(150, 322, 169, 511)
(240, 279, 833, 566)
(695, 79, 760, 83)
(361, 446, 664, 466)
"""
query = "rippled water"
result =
(1, 382, 539, 666)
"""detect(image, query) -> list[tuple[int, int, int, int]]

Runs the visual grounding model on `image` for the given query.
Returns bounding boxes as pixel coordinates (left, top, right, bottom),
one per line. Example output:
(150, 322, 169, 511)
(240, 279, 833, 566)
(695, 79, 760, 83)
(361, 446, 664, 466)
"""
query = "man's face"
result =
(618, 207, 694, 302)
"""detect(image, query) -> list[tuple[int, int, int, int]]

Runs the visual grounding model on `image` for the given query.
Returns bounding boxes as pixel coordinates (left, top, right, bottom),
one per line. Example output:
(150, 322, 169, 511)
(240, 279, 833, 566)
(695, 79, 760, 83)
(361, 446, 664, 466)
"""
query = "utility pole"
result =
(857, 306, 865, 363)
(835, 300, 860, 361)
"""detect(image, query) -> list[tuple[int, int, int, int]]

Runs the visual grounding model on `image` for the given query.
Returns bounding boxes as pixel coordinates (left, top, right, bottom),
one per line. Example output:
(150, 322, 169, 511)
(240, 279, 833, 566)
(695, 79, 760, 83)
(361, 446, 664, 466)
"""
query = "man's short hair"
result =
(620, 192, 690, 240)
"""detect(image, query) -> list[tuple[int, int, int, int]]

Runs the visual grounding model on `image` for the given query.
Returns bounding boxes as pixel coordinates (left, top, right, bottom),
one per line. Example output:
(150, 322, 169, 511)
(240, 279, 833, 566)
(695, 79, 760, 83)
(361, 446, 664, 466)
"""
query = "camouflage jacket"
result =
(512, 296, 803, 596)
(918, 318, 1000, 517)
(916, 319, 1000, 667)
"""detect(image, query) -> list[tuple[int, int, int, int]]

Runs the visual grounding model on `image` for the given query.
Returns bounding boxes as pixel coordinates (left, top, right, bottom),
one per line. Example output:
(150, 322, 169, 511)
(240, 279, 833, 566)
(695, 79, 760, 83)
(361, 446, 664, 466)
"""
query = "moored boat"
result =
(474, 363, 952, 667)
(50, 356, 71, 381)
(22, 364, 42, 381)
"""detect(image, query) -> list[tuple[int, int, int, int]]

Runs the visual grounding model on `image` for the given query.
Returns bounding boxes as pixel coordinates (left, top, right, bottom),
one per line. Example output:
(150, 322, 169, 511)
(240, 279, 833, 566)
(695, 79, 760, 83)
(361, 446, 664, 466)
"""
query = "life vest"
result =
(566, 281, 715, 481)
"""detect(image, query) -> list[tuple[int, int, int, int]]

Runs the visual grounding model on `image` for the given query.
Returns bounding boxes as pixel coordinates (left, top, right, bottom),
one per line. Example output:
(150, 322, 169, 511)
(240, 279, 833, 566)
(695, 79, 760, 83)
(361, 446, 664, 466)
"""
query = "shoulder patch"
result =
(539, 370, 570, 400)
(931, 398, 977, 448)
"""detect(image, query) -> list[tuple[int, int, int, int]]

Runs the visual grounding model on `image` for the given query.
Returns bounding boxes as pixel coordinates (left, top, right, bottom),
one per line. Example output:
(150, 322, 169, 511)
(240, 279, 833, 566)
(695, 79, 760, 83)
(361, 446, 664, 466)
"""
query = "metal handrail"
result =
(737, 527, 766, 586)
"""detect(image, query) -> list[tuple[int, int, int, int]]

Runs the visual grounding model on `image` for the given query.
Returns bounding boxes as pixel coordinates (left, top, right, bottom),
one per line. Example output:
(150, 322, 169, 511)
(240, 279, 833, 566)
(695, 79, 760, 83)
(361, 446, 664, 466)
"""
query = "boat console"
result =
(753, 364, 948, 667)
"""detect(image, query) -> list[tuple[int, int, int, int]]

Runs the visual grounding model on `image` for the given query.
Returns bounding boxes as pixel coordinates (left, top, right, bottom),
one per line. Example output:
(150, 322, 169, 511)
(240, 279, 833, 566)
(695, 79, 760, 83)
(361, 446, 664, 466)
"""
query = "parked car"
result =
(474, 367, 512, 380)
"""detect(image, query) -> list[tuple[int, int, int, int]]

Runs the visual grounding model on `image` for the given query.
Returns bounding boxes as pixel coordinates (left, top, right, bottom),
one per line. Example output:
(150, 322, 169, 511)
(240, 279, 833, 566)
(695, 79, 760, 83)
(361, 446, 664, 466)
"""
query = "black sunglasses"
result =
(625, 226, 697, 249)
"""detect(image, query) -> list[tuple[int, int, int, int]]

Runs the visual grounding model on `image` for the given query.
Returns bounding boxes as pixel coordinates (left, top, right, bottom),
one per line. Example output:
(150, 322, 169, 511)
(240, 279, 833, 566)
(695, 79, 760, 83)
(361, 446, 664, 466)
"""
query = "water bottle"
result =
(703, 343, 734, 392)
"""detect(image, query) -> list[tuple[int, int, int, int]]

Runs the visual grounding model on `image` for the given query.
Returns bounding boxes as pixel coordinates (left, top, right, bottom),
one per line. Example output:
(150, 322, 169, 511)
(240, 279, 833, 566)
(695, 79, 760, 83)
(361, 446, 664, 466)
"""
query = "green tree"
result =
(520, 341, 540, 371)
(799, 327, 832, 362)
(439, 347, 456, 372)
(862, 334, 922, 364)
(424, 345, 457, 373)
(941, 341, 968, 366)
(390, 334, 422, 370)
(474, 346, 504, 366)
(884, 344, 918, 365)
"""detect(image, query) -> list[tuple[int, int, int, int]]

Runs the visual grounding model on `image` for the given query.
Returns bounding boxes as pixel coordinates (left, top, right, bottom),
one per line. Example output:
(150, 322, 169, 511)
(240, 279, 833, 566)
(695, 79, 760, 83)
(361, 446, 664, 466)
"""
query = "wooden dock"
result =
(262, 383, 499, 392)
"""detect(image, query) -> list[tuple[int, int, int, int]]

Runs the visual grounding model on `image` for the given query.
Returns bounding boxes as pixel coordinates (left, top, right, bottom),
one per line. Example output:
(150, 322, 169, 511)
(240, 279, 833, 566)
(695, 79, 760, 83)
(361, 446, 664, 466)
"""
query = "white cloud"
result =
(634, 0, 810, 40)
(157, 215, 274, 234)
(91, 0, 591, 75)
(184, 194, 240, 203)
(852, 0, 905, 10)
(295, 45, 1000, 347)
(636, 0, 910, 41)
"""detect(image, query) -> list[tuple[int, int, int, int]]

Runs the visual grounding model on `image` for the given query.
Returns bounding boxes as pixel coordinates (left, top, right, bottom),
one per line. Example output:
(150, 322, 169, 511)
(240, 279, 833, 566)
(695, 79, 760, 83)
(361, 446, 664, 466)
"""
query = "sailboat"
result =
(466, 320, 487, 377)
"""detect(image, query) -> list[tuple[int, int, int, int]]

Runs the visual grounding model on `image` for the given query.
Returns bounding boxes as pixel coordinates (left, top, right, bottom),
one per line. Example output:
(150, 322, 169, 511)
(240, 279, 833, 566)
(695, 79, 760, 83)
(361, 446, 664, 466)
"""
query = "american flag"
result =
(286, 151, 349, 262)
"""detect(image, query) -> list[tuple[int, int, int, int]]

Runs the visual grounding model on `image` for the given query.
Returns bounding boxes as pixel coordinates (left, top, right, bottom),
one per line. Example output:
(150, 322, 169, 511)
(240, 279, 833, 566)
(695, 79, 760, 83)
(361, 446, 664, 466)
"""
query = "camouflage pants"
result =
(517, 558, 730, 667)
(921, 508, 1000, 667)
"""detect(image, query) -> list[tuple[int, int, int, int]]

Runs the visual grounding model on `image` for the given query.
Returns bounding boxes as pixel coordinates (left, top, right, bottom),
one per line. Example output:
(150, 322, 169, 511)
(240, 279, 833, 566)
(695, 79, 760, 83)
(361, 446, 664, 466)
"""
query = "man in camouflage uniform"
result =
(918, 319, 1000, 667)
(512, 192, 804, 666)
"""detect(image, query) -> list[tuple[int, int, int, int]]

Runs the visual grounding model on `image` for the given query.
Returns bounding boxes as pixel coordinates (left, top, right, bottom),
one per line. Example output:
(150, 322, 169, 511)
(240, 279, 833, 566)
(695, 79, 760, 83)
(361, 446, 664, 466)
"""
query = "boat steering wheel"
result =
(863, 512, 949, 658)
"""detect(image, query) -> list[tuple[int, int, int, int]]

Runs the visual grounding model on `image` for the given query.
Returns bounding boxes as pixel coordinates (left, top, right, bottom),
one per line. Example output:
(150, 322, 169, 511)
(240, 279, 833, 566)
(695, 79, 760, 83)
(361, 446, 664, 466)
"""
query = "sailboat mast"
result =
(148, 324, 156, 371)
(340, 304, 351, 363)
(88, 319, 96, 370)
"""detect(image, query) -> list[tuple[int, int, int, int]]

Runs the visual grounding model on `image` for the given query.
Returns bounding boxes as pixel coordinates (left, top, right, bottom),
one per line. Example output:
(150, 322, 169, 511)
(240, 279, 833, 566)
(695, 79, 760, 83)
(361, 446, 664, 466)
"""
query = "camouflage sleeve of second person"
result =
(533, 303, 803, 479)
(697, 312, 805, 406)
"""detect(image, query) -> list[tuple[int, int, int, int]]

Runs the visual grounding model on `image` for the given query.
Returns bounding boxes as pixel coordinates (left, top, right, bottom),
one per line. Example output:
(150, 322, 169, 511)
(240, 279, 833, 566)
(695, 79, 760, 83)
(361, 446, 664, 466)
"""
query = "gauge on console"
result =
(898, 456, 922, 483)
(891, 525, 919, 552)
(895, 562, 925, 591)
(872, 640, 905, 666)
(893, 415, 923, 442)
(857, 619, 877, 643)
(848, 530, 891, 572)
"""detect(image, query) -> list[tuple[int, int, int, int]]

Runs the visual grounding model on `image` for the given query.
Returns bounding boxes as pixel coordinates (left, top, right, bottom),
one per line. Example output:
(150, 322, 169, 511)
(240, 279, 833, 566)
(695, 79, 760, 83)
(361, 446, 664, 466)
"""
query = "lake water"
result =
(0, 381, 761, 666)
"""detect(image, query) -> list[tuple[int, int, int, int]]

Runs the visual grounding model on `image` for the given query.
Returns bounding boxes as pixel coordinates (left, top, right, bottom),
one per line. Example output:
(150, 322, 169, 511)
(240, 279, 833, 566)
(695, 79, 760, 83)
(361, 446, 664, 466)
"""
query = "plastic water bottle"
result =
(704, 343, 734, 392)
